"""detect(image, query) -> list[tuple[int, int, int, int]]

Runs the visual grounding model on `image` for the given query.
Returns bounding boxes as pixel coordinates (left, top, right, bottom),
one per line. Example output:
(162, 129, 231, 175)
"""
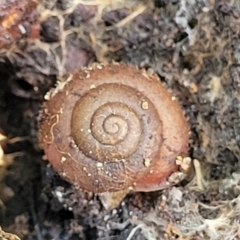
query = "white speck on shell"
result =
(141, 101, 149, 110)
(144, 158, 151, 167)
(96, 162, 103, 168)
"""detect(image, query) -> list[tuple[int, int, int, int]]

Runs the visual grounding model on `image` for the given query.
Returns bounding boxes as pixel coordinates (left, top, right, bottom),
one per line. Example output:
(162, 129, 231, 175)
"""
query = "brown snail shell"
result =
(39, 63, 189, 194)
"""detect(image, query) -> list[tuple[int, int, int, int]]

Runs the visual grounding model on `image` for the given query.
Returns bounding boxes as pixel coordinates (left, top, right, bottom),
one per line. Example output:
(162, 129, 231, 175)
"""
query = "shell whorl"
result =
(39, 63, 189, 193)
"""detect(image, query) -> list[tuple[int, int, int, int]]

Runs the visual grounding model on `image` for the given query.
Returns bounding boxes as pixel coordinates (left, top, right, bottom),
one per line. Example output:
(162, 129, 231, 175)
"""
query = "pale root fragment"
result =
(0, 226, 21, 240)
(99, 188, 130, 210)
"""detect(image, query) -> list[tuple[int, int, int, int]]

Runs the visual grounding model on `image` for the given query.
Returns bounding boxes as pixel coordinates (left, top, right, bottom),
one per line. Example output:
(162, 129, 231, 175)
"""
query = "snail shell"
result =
(39, 63, 189, 193)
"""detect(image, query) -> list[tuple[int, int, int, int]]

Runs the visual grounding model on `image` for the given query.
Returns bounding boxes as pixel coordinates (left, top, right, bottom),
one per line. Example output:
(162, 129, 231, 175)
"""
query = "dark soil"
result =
(0, 0, 240, 240)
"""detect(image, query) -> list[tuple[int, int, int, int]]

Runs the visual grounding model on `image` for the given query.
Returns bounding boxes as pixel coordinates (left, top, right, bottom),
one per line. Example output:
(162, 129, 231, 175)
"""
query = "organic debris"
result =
(0, 0, 239, 239)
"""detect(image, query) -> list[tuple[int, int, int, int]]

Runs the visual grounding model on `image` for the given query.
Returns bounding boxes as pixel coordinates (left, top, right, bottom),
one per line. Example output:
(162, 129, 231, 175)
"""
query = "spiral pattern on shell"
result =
(39, 63, 189, 193)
